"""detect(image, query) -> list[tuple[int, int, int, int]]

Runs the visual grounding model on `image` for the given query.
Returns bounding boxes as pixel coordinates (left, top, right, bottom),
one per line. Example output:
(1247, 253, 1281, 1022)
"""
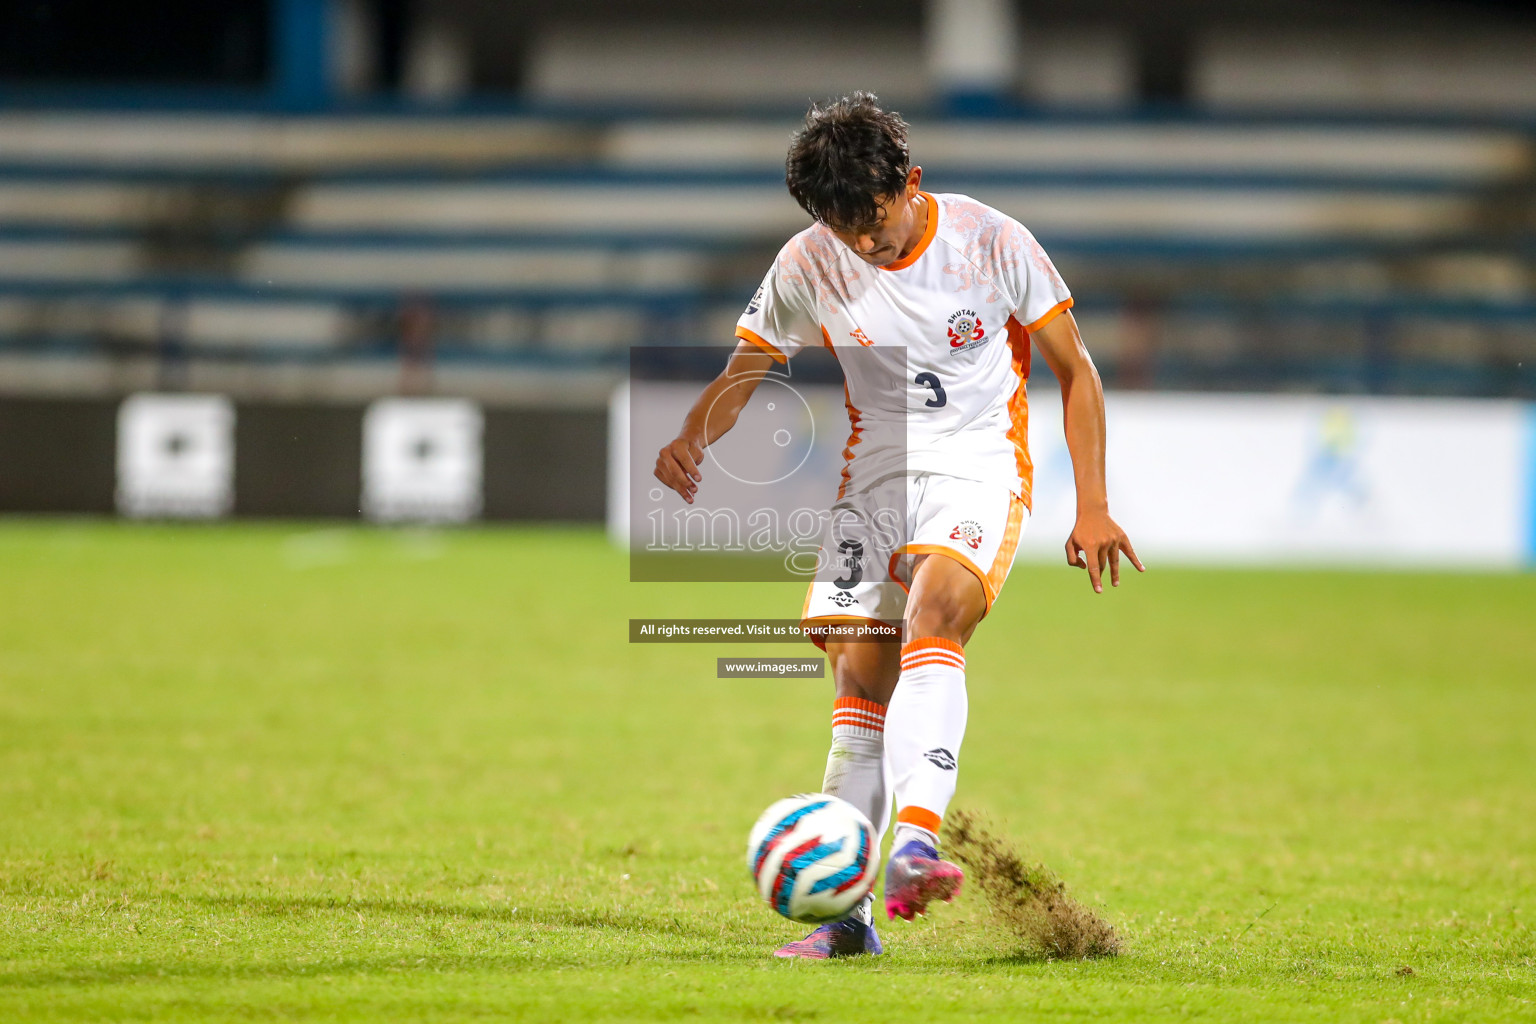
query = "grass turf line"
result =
(0, 521, 1532, 1021)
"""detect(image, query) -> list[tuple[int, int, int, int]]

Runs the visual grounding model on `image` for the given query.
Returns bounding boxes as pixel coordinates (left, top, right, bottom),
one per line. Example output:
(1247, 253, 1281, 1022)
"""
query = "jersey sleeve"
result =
(734, 248, 821, 363)
(1006, 221, 1074, 333)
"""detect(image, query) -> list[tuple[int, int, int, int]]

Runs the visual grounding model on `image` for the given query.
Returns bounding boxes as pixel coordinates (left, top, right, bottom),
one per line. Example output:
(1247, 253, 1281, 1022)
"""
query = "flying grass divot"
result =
(944, 809, 1121, 959)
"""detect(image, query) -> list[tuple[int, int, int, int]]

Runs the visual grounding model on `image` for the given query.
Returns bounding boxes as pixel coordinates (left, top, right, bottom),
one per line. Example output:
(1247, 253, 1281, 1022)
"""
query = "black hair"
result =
(785, 92, 911, 230)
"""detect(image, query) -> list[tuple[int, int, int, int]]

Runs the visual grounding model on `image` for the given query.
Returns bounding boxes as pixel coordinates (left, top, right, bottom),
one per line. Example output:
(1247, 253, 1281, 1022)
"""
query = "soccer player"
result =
(654, 92, 1142, 959)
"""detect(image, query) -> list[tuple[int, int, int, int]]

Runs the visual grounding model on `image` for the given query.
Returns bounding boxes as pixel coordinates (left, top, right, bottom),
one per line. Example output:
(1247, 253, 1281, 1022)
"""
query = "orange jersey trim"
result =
(734, 325, 786, 363)
(1023, 297, 1073, 334)
(837, 384, 863, 501)
(878, 192, 938, 272)
(1004, 316, 1035, 510)
(897, 806, 943, 834)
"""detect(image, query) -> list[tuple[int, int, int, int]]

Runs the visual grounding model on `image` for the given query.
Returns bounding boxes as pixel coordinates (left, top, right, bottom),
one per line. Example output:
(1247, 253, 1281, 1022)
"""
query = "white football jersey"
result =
(734, 192, 1072, 507)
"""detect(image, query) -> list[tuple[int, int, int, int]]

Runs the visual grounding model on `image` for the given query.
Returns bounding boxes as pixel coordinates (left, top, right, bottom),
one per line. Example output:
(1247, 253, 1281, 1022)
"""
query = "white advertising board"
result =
(613, 384, 1535, 569)
(361, 398, 483, 523)
(116, 394, 234, 519)
(1019, 392, 1532, 568)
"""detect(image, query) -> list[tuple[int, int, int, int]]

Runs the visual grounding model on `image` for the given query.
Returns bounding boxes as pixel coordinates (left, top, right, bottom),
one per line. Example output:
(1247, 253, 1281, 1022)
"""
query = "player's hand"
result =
(654, 434, 705, 504)
(1066, 509, 1144, 594)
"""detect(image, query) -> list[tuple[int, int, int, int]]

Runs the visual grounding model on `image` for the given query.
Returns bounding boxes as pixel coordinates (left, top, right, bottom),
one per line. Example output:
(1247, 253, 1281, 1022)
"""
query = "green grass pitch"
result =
(1, 521, 1532, 1022)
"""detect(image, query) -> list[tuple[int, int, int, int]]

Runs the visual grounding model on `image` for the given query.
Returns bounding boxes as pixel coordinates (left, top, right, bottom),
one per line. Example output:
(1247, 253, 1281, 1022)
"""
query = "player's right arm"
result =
(659, 238, 818, 502)
(654, 343, 780, 504)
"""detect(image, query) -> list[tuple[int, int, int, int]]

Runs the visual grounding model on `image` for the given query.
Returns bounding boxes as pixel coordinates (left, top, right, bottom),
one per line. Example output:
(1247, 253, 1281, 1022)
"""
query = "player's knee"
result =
(905, 589, 981, 642)
(906, 557, 986, 642)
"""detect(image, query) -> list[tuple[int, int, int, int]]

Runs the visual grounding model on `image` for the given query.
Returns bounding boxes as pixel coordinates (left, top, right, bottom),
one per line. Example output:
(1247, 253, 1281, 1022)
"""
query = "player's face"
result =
(825, 166, 925, 267)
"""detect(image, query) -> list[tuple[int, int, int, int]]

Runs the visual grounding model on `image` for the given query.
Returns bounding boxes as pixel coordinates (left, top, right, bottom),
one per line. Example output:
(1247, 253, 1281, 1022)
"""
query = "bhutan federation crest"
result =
(948, 519, 984, 550)
(945, 309, 988, 354)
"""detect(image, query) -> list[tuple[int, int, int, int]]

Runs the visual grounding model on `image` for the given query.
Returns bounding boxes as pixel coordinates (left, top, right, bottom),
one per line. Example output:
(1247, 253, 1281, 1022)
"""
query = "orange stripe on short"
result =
(985, 493, 1027, 601)
(897, 806, 943, 834)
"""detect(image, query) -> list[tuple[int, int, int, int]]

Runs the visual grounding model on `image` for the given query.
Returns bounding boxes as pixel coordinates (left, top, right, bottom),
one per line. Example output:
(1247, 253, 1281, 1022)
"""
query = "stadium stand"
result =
(1, 112, 1532, 397)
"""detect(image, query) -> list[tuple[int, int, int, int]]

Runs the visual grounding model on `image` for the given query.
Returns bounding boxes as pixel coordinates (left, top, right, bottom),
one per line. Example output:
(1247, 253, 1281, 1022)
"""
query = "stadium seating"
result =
(0, 112, 1531, 394)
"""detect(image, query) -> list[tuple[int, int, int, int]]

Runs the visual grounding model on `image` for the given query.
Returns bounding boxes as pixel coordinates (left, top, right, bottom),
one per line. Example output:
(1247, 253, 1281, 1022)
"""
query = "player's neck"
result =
(893, 193, 929, 262)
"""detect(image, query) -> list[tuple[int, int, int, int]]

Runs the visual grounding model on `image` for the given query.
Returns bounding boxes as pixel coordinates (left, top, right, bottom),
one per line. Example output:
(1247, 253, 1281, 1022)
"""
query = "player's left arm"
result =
(1030, 310, 1144, 593)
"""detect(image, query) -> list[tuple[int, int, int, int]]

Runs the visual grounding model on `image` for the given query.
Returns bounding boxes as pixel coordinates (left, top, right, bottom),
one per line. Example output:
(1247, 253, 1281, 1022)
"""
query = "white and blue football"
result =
(746, 793, 878, 923)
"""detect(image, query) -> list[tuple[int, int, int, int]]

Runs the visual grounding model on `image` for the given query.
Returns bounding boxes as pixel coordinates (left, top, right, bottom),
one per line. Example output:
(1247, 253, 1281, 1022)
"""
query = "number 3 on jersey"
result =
(915, 371, 947, 409)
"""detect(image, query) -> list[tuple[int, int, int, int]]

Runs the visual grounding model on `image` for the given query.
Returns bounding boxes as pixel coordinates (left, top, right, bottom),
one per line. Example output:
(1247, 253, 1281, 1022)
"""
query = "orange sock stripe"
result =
(833, 710, 886, 726)
(901, 653, 966, 672)
(900, 636, 964, 659)
(901, 663, 963, 678)
(897, 806, 943, 834)
(832, 696, 887, 718)
(901, 650, 965, 666)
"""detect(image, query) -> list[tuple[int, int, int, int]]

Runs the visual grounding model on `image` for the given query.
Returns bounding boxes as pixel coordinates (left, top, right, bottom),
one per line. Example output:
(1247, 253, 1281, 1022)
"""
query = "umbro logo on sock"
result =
(923, 748, 957, 770)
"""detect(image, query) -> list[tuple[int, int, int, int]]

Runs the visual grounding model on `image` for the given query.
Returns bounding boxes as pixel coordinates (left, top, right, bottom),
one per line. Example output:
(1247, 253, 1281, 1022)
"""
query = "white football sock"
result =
(892, 822, 937, 851)
(885, 636, 967, 848)
(823, 696, 890, 841)
(822, 696, 888, 928)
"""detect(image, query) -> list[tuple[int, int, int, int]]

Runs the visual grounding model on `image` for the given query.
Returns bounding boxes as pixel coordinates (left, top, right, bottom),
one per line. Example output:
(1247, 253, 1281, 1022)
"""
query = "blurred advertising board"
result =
(1021, 393, 1531, 569)
(2, 394, 604, 520)
(361, 398, 484, 523)
(116, 394, 235, 519)
(614, 385, 1536, 570)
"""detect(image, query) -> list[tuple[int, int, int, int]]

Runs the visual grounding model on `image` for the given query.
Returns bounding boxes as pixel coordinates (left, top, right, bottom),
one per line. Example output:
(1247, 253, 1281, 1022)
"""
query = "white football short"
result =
(801, 473, 1029, 648)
